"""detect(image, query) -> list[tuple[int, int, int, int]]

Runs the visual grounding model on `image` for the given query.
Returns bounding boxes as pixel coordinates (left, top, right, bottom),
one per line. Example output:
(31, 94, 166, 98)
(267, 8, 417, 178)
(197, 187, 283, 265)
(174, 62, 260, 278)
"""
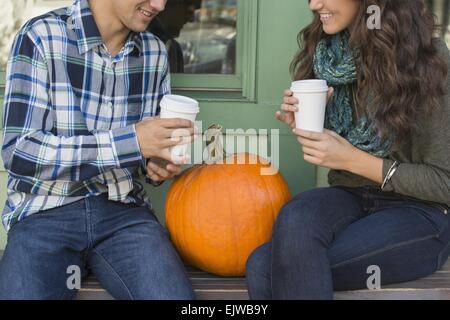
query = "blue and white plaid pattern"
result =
(1, 0, 171, 231)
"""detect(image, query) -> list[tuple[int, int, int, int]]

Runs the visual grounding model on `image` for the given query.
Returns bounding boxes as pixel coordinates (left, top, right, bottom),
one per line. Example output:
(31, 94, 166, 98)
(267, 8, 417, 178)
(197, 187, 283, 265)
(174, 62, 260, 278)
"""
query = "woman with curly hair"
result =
(246, 0, 450, 300)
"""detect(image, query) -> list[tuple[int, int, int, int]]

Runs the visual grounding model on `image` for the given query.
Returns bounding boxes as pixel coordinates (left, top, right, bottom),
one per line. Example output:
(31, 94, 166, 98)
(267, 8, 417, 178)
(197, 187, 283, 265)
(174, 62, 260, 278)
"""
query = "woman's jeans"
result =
(246, 186, 450, 300)
(0, 194, 195, 300)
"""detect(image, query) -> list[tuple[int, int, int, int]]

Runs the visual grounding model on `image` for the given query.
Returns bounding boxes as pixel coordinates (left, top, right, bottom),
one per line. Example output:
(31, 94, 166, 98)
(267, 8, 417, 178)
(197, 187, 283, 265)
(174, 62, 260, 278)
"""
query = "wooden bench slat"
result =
(74, 260, 450, 300)
(334, 289, 450, 300)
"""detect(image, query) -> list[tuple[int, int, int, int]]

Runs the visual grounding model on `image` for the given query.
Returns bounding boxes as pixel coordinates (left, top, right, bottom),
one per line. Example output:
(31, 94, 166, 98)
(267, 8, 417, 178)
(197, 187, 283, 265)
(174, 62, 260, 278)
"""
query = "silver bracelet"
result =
(381, 160, 399, 191)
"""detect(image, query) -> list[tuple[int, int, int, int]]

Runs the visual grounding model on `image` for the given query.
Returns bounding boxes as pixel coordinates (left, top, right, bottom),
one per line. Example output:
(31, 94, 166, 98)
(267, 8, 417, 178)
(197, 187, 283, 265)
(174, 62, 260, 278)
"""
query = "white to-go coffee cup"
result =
(291, 80, 329, 133)
(160, 94, 200, 158)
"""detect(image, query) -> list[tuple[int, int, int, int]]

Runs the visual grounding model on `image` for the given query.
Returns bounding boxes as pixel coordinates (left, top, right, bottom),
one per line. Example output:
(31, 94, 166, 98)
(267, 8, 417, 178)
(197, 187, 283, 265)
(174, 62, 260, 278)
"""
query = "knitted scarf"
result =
(313, 32, 393, 157)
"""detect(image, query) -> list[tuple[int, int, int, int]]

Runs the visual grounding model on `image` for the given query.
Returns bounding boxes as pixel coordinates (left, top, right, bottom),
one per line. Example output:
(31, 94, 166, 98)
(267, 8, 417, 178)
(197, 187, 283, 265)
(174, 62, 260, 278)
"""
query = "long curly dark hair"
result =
(291, 0, 448, 151)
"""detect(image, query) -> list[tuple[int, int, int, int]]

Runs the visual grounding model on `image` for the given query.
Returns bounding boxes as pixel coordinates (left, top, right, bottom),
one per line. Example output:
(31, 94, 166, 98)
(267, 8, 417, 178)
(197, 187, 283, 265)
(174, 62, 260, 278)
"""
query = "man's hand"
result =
(136, 117, 197, 165)
(146, 158, 183, 182)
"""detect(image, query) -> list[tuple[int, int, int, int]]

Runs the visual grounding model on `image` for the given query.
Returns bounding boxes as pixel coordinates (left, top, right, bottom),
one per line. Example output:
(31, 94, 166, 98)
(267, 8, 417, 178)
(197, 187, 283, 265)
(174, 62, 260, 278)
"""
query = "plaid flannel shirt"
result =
(1, 0, 170, 231)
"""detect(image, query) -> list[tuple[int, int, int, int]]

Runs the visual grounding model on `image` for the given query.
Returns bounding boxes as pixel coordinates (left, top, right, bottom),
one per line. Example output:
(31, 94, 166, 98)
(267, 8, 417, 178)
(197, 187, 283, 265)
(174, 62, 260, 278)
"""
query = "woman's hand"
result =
(276, 87, 334, 129)
(293, 128, 359, 171)
(275, 89, 299, 129)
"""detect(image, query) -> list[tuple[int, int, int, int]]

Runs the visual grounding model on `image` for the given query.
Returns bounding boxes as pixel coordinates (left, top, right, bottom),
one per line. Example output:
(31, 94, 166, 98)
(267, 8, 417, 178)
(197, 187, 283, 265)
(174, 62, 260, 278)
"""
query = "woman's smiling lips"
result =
(319, 12, 334, 23)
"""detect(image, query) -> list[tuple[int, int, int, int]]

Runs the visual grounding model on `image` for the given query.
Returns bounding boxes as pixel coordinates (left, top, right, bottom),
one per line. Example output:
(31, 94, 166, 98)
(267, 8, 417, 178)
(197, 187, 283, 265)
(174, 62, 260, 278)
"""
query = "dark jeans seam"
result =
(330, 233, 439, 269)
(84, 198, 94, 249)
(90, 248, 134, 300)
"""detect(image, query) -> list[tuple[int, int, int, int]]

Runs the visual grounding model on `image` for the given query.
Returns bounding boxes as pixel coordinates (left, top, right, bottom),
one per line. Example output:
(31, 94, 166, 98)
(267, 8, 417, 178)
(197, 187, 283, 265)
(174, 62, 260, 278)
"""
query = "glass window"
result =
(148, 0, 237, 75)
(0, 0, 256, 101)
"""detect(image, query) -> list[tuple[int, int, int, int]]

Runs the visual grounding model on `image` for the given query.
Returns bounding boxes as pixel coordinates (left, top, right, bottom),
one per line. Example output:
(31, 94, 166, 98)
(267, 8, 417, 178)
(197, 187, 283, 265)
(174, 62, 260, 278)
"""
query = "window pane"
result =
(428, 0, 450, 46)
(148, 0, 237, 75)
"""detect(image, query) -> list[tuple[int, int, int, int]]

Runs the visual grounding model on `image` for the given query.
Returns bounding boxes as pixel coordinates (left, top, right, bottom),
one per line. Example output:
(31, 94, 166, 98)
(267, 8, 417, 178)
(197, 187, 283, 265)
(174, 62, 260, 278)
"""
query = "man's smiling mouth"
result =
(139, 7, 154, 18)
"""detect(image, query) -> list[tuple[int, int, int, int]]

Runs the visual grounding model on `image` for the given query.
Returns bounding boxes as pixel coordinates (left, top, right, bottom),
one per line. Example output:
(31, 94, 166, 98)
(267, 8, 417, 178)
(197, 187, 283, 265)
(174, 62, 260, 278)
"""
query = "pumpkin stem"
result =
(205, 124, 230, 164)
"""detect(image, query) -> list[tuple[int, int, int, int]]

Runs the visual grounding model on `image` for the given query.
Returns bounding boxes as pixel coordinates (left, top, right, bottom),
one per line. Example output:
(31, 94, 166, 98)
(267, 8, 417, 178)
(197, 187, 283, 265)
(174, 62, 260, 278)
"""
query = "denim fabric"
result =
(246, 186, 450, 300)
(0, 194, 194, 300)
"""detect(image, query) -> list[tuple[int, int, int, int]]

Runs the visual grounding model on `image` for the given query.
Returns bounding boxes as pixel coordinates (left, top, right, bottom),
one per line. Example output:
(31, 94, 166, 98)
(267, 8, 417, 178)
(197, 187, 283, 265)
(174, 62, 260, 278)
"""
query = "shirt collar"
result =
(68, 0, 143, 56)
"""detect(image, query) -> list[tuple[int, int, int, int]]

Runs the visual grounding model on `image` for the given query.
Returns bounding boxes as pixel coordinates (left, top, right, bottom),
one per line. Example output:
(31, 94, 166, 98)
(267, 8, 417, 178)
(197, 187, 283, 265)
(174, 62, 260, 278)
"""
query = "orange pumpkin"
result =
(165, 150, 292, 277)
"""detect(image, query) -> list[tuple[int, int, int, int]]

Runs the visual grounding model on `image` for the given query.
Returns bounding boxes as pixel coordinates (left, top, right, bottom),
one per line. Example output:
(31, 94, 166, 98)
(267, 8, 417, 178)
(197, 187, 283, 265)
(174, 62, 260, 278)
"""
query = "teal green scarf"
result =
(313, 32, 393, 157)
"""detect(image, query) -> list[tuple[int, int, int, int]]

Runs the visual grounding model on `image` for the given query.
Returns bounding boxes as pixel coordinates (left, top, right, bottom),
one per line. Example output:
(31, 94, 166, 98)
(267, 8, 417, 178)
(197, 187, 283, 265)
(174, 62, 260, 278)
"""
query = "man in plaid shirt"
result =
(0, 0, 196, 299)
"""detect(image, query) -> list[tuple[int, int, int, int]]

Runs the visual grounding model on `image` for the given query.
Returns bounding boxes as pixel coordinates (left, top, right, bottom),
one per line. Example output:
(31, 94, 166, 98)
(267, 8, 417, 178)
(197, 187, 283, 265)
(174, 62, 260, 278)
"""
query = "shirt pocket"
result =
(117, 97, 146, 127)
(91, 97, 146, 131)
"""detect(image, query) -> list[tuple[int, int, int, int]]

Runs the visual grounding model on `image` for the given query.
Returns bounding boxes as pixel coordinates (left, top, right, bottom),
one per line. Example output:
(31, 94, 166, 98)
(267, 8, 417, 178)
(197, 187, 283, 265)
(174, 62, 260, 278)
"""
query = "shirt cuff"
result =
(109, 125, 143, 169)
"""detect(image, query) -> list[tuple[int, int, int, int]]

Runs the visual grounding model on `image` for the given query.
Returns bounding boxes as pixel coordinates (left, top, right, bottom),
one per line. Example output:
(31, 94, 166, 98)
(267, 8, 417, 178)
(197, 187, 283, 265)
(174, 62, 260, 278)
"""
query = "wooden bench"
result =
(76, 262, 450, 300)
(76, 266, 249, 300)
(0, 250, 450, 299)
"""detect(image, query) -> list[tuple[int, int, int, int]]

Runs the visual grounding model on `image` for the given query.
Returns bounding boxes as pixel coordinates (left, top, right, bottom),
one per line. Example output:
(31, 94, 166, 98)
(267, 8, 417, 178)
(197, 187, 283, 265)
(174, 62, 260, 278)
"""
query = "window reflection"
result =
(148, 0, 237, 75)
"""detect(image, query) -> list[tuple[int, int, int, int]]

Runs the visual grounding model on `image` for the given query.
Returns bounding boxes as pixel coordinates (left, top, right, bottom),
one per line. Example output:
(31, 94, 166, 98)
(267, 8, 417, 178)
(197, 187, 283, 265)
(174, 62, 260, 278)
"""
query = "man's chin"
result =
(129, 22, 153, 33)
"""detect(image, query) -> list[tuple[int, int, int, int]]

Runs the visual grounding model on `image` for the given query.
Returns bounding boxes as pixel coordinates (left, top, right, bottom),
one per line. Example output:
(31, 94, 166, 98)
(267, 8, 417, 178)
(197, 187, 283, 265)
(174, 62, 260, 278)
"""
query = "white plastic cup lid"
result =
(291, 79, 328, 93)
(160, 94, 200, 114)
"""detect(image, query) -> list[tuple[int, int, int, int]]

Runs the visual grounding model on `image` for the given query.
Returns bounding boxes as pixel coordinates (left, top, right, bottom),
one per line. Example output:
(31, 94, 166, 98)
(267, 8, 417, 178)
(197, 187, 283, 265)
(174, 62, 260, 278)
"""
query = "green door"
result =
(150, 0, 317, 221)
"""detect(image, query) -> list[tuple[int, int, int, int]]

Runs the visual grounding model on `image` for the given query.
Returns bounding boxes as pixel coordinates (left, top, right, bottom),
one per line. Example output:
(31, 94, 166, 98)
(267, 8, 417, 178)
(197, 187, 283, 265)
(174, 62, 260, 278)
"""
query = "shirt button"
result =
(107, 101, 113, 108)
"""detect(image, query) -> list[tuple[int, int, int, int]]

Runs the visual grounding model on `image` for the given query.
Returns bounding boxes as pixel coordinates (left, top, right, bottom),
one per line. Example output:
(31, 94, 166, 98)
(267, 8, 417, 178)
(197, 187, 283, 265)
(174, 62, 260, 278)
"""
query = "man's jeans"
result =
(246, 186, 450, 300)
(0, 194, 195, 300)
